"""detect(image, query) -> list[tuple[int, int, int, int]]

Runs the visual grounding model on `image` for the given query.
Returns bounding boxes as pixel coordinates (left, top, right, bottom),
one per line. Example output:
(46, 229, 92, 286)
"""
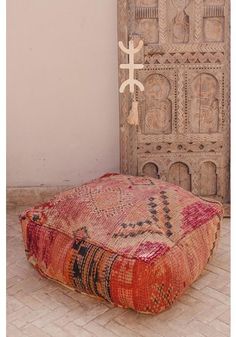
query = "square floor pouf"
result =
(20, 173, 223, 314)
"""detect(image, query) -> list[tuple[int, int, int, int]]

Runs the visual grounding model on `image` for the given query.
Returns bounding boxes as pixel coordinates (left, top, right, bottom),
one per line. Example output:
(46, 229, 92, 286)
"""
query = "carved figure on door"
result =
(190, 73, 219, 133)
(144, 74, 172, 134)
(171, 0, 191, 43)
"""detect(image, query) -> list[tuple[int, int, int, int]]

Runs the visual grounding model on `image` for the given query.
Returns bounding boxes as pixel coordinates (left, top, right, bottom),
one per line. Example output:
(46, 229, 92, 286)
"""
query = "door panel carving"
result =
(118, 0, 230, 204)
(144, 74, 172, 134)
(142, 162, 160, 178)
(200, 161, 217, 196)
(169, 162, 191, 191)
(190, 73, 219, 133)
(203, 2, 225, 42)
(135, 0, 159, 44)
(171, 0, 191, 43)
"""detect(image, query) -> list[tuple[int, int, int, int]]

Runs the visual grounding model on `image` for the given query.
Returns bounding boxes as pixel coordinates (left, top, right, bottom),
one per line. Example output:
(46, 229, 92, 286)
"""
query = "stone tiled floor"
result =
(7, 205, 230, 337)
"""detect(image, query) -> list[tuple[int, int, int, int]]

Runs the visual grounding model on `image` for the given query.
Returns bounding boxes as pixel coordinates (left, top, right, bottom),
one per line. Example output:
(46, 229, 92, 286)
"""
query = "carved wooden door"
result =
(118, 0, 230, 204)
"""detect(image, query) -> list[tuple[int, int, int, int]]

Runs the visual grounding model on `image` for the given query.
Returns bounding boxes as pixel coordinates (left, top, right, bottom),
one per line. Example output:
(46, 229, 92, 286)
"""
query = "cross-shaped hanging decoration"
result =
(119, 40, 144, 93)
(119, 39, 144, 126)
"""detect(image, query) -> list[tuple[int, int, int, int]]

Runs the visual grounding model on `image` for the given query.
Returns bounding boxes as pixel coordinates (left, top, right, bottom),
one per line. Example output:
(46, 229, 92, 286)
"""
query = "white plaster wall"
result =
(7, 0, 119, 187)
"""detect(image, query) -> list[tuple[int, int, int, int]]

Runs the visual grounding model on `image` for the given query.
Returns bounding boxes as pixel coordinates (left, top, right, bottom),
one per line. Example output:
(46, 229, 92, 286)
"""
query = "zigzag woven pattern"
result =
(20, 173, 223, 314)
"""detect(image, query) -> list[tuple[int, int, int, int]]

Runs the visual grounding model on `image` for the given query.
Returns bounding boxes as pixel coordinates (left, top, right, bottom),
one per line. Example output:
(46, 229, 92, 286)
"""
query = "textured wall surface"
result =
(7, 0, 119, 187)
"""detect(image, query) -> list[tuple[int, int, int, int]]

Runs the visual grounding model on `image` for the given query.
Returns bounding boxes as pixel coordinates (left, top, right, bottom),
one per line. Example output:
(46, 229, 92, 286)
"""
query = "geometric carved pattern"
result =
(144, 52, 225, 65)
(135, 7, 159, 19)
(118, 0, 230, 204)
(204, 5, 224, 17)
(159, 0, 168, 44)
(137, 140, 224, 154)
(194, 0, 203, 42)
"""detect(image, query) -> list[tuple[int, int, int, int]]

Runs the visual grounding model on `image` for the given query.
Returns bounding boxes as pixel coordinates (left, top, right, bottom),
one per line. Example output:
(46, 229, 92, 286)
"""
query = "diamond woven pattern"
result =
(20, 173, 223, 314)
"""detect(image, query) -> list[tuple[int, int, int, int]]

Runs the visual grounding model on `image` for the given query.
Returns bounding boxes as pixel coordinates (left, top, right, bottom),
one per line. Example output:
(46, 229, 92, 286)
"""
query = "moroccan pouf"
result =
(20, 173, 223, 314)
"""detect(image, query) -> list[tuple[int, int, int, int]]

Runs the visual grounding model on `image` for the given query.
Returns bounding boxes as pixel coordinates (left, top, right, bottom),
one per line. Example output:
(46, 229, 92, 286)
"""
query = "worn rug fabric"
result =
(20, 173, 223, 314)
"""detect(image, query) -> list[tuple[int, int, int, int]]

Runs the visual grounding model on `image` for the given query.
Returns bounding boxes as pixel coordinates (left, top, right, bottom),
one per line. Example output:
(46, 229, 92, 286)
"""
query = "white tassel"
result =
(127, 99, 139, 126)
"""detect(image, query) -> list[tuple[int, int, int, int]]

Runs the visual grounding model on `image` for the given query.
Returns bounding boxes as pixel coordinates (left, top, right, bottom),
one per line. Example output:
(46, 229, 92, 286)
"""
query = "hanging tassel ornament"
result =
(127, 98, 139, 126)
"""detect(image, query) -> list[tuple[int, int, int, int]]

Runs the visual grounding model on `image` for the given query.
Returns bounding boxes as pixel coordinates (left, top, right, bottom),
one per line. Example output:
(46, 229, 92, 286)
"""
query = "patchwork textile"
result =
(20, 173, 223, 314)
